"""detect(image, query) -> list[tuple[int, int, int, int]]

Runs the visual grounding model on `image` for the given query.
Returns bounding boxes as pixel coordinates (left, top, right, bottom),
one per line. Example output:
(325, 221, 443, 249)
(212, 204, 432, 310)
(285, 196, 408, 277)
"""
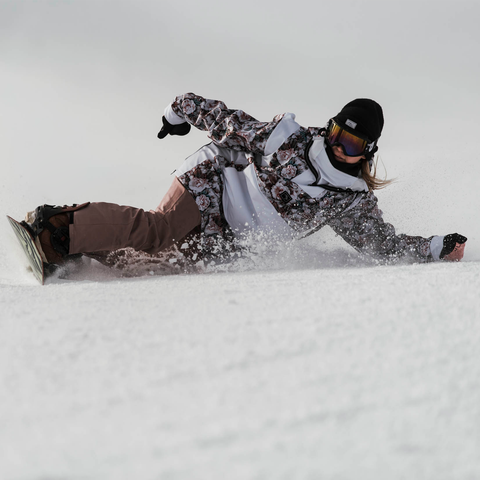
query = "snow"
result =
(1, 1, 480, 478)
(0, 261, 479, 479)
(1, 234, 479, 479)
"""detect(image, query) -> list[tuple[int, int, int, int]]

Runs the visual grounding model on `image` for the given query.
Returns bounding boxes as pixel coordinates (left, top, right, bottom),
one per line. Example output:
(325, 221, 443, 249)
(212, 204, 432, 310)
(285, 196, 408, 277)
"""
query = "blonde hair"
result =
(361, 156, 393, 191)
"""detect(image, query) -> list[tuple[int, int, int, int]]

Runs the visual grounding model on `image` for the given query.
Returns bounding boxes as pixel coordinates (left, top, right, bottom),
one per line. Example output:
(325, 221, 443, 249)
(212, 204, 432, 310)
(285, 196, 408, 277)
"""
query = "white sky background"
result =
(1, 0, 479, 252)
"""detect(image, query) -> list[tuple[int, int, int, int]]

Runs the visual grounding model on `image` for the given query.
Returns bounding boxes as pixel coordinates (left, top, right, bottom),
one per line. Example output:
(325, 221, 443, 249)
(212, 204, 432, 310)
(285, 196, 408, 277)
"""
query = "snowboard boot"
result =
(23, 203, 90, 265)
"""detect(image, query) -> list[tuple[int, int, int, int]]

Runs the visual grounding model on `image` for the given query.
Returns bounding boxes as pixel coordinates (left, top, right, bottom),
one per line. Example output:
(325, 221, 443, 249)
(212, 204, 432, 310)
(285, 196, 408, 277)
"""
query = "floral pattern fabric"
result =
(171, 93, 434, 263)
(177, 159, 238, 261)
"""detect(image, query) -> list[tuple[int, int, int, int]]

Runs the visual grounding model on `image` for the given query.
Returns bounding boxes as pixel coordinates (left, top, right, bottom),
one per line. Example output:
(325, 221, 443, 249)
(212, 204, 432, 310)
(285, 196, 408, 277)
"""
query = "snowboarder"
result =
(23, 93, 467, 272)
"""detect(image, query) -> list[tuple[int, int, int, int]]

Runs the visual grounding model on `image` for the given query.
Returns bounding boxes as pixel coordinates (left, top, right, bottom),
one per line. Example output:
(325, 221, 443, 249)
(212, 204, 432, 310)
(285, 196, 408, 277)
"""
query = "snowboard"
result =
(6, 215, 45, 284)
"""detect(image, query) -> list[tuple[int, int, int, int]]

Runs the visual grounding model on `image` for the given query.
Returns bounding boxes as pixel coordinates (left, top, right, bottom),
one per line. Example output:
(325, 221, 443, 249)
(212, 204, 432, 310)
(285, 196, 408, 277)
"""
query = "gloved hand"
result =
(157, 116, 191, 139)
(440, 233, 467, 261)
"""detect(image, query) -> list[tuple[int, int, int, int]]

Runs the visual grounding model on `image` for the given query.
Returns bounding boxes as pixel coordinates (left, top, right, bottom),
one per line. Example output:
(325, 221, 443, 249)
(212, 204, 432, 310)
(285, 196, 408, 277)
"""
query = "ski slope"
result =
(1, 1, 480, 478)
(1, 199, 479, 479)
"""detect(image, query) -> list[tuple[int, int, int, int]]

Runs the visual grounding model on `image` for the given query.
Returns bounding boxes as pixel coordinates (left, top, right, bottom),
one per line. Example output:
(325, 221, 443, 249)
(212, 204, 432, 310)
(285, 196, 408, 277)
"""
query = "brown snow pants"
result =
(69, 178, 201, 256)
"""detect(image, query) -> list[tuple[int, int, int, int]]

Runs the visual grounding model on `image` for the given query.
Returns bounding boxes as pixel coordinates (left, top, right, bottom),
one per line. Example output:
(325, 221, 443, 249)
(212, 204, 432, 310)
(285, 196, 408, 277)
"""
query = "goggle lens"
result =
(326, 121, 369, 157)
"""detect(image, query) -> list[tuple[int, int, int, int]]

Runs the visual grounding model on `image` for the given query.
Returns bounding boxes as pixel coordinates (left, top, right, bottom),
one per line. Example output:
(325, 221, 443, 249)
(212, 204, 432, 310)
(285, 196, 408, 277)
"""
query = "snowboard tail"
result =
(7, 215, 48, 284)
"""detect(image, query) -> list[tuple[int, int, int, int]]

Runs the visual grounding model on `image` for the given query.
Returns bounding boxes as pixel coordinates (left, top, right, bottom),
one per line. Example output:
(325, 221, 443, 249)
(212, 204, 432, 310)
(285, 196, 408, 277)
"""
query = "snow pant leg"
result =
(69, 177, 201, 255)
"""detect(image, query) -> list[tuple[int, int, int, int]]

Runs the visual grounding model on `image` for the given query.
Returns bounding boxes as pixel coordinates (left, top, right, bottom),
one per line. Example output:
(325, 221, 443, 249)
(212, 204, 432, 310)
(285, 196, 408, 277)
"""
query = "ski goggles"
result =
(325, 120, 375, 157)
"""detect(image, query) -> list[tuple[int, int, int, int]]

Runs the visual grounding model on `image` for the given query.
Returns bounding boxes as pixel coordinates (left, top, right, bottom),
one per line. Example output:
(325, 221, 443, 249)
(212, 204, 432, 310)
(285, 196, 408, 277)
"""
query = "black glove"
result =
(440, 233, 468, 259)
(157, 116, 191, 139)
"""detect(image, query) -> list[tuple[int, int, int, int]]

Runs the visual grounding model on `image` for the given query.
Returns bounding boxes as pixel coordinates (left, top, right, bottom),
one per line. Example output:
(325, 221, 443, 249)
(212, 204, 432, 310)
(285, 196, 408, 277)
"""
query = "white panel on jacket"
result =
(264, 113, 300, 156)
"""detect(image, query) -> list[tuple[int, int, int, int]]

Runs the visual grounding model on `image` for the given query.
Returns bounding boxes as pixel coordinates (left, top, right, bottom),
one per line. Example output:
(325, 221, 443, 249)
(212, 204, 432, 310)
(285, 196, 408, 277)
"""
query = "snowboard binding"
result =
(24, 203, 90, 266)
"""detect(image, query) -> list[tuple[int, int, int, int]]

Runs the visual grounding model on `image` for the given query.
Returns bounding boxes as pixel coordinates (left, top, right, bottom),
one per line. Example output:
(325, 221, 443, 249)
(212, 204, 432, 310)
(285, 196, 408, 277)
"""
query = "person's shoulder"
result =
(306, 126, 324, 137)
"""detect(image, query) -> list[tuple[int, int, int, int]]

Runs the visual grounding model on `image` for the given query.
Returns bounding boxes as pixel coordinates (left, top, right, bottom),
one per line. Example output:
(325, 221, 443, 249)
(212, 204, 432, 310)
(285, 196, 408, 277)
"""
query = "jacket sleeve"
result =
(328, 192, 435, 263)
(165, 93, 286, 155)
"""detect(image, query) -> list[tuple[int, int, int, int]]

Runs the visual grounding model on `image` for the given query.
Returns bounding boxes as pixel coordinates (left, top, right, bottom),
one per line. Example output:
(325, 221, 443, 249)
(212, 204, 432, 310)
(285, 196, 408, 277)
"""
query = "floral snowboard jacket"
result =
(170, 93, 434, 263)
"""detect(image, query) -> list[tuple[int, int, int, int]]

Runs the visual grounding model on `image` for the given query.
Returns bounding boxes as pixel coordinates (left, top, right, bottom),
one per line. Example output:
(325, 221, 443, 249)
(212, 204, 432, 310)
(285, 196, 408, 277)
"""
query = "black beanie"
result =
(333, 98, 384, 141)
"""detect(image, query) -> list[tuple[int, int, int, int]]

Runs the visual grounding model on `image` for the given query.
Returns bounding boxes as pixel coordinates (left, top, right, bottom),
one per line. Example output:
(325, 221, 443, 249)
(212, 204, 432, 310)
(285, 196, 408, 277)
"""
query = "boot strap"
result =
(29, 202, 90, 258)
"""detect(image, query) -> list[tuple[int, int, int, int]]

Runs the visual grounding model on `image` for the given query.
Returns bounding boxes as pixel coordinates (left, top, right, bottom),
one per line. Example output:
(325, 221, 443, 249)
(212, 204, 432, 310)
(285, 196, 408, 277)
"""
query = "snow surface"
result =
(2, 1, 480, 479)
(1, 252, 480, 480)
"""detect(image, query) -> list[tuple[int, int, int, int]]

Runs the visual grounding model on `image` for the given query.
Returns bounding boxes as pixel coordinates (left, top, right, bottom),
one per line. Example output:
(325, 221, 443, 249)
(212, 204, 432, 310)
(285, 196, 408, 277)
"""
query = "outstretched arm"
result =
(328, 192, 467, 263)
(161, 93, 293, 155)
